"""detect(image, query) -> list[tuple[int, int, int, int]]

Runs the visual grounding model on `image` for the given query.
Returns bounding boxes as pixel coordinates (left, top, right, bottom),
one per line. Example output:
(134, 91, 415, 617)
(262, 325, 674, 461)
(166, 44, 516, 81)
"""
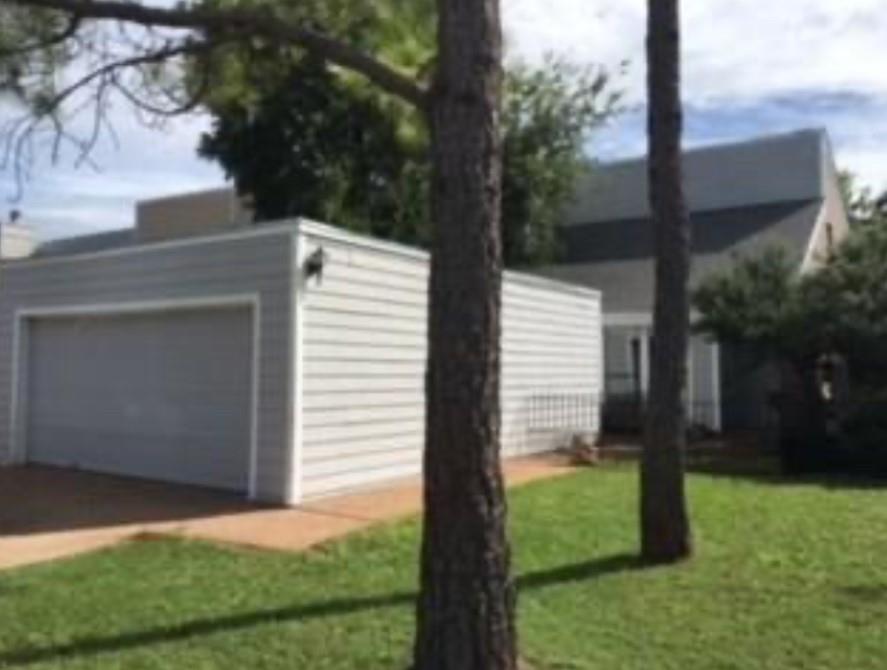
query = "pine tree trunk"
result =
(412, 0, 517, 669)
(641, 0, 694, 563)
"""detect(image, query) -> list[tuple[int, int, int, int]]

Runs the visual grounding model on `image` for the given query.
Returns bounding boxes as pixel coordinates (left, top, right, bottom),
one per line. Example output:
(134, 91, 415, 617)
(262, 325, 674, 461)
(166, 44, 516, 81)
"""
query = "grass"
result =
(1, 464, 887, 669)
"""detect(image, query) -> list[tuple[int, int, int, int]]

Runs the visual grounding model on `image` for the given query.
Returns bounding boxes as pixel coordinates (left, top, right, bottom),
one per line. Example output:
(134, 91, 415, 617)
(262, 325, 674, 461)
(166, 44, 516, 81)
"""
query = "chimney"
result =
(135, 187, 255, 243)
(0, 210, 36, 259)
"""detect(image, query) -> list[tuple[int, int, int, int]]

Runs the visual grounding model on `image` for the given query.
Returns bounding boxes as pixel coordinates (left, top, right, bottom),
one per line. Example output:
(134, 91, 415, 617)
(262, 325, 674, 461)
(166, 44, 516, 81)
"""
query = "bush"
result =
(840, 391, 887, 476)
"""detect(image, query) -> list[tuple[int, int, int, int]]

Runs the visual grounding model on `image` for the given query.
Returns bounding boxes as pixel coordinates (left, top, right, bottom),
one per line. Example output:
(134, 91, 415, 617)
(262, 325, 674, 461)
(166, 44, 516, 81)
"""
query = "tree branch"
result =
(42, 40, 211, 115)
(0, 11, 81, 58)
(5, 0, 429, 109)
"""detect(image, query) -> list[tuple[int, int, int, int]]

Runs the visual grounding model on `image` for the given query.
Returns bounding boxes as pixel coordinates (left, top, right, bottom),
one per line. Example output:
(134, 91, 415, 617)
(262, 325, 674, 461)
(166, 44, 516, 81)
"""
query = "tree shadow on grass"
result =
(0, 553, 647, 666)
(838, 584, 887, 602)
(686, 452, 887, 491)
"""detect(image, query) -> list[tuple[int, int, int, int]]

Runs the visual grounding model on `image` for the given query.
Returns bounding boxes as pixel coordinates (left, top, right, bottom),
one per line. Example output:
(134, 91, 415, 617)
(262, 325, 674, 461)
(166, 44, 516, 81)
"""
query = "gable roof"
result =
(566, 128, 827, 225)
(538, 199, 823, 312)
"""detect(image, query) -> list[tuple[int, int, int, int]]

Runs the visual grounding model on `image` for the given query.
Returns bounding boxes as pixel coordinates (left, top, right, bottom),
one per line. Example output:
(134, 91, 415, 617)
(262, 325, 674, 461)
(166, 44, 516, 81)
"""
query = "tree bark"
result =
(641, 0, 693, 563)
(412, 0, 516, 669)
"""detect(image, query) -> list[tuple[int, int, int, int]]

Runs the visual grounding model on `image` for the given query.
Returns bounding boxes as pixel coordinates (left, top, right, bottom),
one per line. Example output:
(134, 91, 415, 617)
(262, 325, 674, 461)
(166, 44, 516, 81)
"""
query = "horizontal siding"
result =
(501, 280, 602, 458)
(0, 231, 295, 503)
(299, 228, 602, 499)
(300, 234, 427, 498)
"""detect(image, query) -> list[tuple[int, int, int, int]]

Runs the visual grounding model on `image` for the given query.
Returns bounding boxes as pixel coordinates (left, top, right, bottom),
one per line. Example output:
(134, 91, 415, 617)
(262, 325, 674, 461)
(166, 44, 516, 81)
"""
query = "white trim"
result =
(686, 340, 695, 425)
(296, 218, 602, 300)
(13, 215, 599, 300)
(17, 294, 260, 319)
(287, 231, 307, 504)
(248, 298, 262, 500)
(711, 341, 723, 432)
(640, 330, 651, 396)
(7, 221, 298, 269)
(799, 200, 829, 273)
(9, 293, 263, 500)
(9, 317, 23, 463)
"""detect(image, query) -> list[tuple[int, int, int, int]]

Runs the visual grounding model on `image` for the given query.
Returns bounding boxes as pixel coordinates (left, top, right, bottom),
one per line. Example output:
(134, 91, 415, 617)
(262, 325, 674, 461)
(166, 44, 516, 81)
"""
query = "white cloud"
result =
(506, 0, 887, 191)
(505, 0, 887, 106)
(1, 109, 224, 238)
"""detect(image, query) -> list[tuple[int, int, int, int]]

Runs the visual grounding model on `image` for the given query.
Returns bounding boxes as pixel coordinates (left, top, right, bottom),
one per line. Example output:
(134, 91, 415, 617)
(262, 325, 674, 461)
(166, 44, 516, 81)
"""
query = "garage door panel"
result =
(25, 307, 253, 492)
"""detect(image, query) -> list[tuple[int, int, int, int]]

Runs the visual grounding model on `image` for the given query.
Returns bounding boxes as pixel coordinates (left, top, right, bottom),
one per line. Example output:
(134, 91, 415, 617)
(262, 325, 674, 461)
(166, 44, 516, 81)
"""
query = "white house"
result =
(0, 198, 602, 504)
(540, 128, 851, 433)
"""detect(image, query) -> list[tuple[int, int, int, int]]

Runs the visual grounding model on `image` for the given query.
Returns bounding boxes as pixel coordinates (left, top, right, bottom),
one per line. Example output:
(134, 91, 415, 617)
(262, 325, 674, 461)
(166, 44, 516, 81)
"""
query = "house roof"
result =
(565, 128, 827, 225)
(33, 229, 136, 258)
(537, 199, 823, 312)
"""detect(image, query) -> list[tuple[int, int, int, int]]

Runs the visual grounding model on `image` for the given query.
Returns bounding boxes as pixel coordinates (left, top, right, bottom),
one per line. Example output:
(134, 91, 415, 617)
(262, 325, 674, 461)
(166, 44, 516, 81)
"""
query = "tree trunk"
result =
(412, 0, 517, 669)
(640, 0, 693, 563)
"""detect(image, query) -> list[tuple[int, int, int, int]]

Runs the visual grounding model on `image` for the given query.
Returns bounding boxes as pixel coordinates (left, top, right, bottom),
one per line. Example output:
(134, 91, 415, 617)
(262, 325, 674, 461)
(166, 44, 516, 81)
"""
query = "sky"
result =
(1, 0, 886, 240)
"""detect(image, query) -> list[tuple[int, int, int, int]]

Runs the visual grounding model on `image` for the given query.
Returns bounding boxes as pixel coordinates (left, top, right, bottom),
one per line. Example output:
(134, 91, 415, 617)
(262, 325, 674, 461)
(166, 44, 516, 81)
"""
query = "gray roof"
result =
(566, 128, 827, 225)
(537, 199, 823, 312)
(34, 229, 135, 258)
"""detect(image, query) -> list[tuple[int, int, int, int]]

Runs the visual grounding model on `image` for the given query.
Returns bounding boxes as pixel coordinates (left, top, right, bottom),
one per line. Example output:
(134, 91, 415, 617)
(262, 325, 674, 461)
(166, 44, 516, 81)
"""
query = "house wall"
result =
(0, 227, 295, 503)
(601, 323, 647, 432)
(297, 222, 602, 499)
(600, 320, 721, 433)
(802, 137, 852, 271)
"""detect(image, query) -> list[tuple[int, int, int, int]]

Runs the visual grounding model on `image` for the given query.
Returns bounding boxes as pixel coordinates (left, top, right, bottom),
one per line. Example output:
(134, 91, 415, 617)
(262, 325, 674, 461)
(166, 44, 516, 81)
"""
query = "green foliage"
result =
(801, 222, 887, 385)
(501, 57, 624, 265)
(839, 170, 887, 227)
(198, 56, 420, 242)
(0, 6, 76, 108)
(840, 390, 887, 474)
(695, 219, 887, 373)
(694, 221, 887, 472)
(692, 246, 806, 354)
(198, 51, 622, 266)
(195, 0, 432, 149)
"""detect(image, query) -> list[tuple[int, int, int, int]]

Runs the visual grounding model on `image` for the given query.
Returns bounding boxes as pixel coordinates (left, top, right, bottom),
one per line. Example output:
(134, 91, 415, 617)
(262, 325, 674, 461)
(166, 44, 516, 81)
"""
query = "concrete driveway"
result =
(0, 455, 577, 571)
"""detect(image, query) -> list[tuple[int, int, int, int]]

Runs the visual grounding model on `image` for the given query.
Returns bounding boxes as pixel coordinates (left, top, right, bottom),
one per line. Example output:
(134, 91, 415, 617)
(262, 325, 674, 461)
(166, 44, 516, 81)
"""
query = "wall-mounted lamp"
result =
(304, 246, 327, 284)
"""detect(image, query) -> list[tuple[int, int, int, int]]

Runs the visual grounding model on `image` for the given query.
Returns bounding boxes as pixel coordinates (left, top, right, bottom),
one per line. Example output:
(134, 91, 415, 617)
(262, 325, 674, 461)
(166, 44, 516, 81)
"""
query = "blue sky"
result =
(2, 0, 886, 239)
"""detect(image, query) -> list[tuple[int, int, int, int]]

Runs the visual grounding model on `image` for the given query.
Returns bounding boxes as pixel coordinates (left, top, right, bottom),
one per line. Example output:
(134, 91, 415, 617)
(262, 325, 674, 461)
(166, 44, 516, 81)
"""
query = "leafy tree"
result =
(695, 233, 887, 381)
(1, 0, 515, 666)
(693, 247, 806, 354)
(801, 224, 887, 386)
(694, 228, 887, 473)
(641, 0, 693, 563)
(839, 170, 887, 227)
(196, 55, 420, 243)
(501, 58, 622, 265)
(197, 52, 622, 266)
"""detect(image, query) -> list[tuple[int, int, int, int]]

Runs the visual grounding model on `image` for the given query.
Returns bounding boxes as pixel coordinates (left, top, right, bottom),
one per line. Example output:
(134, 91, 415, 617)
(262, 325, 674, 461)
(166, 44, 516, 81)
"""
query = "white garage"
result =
(0, 204, 603, 505)
(24, 306, 255, 493)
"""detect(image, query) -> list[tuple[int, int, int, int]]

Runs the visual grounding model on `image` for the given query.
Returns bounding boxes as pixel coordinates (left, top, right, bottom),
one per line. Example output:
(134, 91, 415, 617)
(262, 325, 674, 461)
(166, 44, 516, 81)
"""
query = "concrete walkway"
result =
(0, 454, 577, 571)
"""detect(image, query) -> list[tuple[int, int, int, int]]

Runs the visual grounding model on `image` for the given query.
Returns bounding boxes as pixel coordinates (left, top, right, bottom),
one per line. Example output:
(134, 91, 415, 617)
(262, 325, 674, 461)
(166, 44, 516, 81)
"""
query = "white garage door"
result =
(24, 307, 254, 493)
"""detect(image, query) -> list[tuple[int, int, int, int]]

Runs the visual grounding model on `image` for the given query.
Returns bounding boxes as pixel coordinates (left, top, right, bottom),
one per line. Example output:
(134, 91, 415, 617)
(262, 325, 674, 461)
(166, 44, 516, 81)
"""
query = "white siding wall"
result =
(501, 278, 601, 456)
(297, 223, 602, 499)
(0, 228, 295, 503)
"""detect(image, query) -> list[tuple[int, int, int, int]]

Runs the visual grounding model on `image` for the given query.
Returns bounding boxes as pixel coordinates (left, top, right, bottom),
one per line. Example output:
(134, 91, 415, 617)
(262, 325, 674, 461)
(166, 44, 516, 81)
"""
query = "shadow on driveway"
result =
(0, 466, 256, 536)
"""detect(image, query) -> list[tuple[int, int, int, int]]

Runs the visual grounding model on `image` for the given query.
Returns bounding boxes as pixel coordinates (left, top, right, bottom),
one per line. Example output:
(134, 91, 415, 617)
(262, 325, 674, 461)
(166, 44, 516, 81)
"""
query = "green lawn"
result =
(2, 465, 886, 669)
